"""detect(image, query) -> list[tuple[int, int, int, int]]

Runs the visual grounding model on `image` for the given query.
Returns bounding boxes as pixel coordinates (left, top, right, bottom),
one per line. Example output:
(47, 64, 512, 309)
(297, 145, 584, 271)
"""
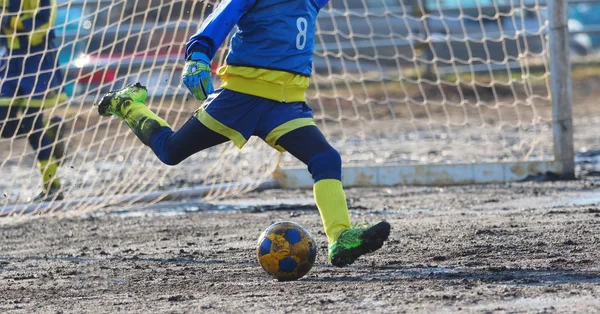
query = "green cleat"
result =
(97, 82, 148, 118)
(329, 221, 391, 267)
(97, 82, 169, 146)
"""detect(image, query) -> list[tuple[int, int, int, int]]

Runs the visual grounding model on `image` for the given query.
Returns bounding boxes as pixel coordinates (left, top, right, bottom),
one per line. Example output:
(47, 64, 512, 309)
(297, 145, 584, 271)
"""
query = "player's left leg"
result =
(257, 101, 390, 267)
(275, 126, 390, 267)
(274, 125, 351, 242)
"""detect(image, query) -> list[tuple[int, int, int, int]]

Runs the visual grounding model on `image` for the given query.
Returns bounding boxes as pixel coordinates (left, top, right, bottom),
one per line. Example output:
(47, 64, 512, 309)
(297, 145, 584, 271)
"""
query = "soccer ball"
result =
(256, 221, 318, 281)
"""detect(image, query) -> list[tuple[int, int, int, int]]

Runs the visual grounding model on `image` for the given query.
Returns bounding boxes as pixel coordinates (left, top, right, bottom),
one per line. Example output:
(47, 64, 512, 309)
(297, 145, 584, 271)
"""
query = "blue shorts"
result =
(0, 46, 64, 107)
(195, 89, 316, 151)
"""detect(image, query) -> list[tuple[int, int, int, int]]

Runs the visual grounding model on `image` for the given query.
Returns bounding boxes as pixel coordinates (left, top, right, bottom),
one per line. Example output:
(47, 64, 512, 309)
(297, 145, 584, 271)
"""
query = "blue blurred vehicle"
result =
(54, 2, 90, 63)
(53, 0, 92, 95)
(316, 0, 600, 74)
(569, 2, 600, 54)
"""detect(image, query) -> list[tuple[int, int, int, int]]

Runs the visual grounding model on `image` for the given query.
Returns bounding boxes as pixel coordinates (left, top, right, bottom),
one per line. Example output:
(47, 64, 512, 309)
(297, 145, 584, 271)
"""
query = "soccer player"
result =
(97, 0, 390, 267)
(0, 0, 68, 202)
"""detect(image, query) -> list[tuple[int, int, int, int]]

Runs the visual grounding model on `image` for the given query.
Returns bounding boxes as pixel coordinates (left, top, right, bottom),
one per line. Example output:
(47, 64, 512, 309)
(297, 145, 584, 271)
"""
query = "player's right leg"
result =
(97, 82, 162, 145)
(97, 83, 229, 165)
(21, 107, 64, 202)
(275, 125, 391, 267)
(33, 43, 70, 164)
(0, 105, 20, 138)
(0, 105, 64, 202)
(15, 48, 66, 202)
(44, 115, 68, 163)
(0, 66, 20, 138)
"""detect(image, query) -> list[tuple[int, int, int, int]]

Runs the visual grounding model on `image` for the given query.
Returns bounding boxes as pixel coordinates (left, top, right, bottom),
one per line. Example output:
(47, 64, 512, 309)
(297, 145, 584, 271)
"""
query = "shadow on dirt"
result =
(0, 255, 255, 267)
(103, 201, 319, 217)
(3, 256, 598, 287)
(306, 265, 600, 286)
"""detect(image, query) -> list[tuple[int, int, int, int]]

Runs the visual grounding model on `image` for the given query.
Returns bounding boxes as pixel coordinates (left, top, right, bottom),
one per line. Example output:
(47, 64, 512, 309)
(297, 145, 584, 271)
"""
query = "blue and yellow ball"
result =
(256, 221, 318, 281)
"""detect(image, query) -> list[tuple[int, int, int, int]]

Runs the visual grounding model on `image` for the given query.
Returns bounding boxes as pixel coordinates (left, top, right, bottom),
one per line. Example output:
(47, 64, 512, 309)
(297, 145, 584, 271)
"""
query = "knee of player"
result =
(307, 147, 342, 182)
(157, 153, 182, 166)
(151, 144, 180, 166)
(149, 129, 180, 166)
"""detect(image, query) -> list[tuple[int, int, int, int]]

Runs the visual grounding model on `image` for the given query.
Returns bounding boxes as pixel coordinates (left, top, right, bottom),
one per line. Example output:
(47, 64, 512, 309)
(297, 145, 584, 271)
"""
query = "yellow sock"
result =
(121, 101, 170, 145)
(314, 179, 351, 245)
(38, 157, 61, 191)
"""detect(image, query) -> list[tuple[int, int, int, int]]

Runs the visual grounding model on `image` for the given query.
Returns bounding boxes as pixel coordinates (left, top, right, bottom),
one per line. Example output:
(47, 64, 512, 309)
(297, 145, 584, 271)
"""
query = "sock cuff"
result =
(314, 178, 343, 191)
(37, 157, 56, 168)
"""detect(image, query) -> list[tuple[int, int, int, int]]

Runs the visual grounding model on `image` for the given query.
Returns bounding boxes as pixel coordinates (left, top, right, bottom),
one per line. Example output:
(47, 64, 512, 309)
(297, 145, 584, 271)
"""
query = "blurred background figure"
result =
(0, 0, 68, 202)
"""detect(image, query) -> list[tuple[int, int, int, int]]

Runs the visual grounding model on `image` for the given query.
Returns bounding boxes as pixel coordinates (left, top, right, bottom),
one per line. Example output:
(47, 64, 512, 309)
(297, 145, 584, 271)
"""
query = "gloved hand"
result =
(182, 52, 214, 101)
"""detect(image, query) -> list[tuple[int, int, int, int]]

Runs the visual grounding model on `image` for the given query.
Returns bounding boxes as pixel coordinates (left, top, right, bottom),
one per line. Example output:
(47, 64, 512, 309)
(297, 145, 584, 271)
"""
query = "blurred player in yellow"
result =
(0, 0, 68, 202)
(98, 0, 390, 267)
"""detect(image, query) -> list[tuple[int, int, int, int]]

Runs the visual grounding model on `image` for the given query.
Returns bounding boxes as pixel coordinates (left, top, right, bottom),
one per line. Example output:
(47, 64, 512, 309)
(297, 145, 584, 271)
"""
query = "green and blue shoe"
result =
(97, 82, 148, 118)
(97, 83, 170, 146)
(329, 221, 391, 267)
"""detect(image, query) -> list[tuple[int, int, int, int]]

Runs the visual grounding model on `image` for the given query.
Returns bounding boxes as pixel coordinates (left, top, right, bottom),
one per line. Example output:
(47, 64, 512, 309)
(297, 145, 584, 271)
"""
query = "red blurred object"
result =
(78, 68, 116, 84)
(74, 48, 219, 87)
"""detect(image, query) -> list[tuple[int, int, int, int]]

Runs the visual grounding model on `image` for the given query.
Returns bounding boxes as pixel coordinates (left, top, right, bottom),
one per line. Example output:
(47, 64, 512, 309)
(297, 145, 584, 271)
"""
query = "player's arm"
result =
(185, 0, 257, 60)
(182, 0, 257, 101)
(316, 0, 330, 9)
(4, 0, 53, 32)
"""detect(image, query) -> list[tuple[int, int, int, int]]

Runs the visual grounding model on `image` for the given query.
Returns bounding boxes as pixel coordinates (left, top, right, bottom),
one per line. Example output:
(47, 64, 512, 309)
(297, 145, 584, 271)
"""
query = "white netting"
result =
(303, 0, 553, 168)
(0, 0, 554, 216)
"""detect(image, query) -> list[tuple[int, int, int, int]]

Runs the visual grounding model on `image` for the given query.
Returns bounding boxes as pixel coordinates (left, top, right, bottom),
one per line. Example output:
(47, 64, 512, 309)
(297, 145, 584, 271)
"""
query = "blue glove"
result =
(182, 52, 214, 101)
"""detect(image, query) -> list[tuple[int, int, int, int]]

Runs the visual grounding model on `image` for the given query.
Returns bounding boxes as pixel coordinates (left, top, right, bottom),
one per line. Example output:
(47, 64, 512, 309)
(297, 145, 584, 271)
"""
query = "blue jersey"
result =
(0, 0, 56, 51)
(186, 0, 329, 76)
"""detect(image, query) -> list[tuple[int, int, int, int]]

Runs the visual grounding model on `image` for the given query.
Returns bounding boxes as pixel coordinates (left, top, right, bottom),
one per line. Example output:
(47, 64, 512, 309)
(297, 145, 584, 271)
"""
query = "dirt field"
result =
(1, 180, 600, 313)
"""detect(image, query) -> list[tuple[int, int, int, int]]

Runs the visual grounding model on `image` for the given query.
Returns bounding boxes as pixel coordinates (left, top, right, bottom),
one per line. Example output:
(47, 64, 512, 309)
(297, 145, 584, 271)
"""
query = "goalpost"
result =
(0, 0, 573, 217)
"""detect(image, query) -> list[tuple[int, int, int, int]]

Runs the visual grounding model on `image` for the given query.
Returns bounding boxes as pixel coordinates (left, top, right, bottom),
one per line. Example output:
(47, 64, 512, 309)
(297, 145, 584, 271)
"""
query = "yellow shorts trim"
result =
(0, 93, 67, 108)
(265, 118, 317, 152)
(28, 92, 68, 108)
(0, 98, 16, 106)
(195, 109, 247, 149)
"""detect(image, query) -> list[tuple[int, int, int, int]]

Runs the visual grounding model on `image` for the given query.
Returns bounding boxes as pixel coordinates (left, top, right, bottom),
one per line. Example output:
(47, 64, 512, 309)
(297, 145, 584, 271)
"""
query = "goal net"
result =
(0, 0, 567, 217)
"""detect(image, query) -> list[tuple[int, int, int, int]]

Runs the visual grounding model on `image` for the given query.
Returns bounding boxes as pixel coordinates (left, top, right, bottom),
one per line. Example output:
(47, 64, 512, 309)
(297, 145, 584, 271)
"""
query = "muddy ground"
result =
(1, 180, 600, 313)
